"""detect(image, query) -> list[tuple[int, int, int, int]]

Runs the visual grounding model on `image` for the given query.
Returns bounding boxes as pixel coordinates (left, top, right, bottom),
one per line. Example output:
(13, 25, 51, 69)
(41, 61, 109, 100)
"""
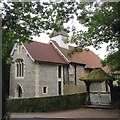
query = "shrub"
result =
(7, 93, 87, 113)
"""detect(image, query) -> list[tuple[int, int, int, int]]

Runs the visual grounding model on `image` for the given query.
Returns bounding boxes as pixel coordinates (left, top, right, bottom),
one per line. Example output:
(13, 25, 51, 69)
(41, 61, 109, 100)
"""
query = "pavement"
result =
(10, 108, 120, 119)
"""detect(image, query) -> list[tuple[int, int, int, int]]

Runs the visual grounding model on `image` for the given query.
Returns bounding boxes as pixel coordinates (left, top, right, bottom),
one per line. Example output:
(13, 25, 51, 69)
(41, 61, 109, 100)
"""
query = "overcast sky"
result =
(32, 17, 109, 60)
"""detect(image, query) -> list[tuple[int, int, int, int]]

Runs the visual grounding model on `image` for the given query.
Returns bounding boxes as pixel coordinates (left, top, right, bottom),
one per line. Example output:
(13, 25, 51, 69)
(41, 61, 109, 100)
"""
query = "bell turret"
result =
(50, 26, 69, 49)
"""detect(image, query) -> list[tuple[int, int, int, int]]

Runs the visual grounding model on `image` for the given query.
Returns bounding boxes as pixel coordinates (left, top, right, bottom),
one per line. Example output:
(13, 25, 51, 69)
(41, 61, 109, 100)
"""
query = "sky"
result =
(32, 17, 109, 60)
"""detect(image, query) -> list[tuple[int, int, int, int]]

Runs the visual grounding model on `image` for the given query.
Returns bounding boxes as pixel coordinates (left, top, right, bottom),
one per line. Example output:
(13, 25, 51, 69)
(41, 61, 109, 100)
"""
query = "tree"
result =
(69, 2, 120, 49)
(2, 2, 85, 59)
(72, 2, 120, 71)
(102, 50, 120, 71)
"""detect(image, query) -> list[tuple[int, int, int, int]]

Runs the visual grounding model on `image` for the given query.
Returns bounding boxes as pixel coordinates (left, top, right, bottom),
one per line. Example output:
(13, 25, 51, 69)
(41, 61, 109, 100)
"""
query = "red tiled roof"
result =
(102, 66, 110, 72)
(51, 40, 102, 68)
(24, 41, 67, 64)
(24, 40, 102, 68)
(70, 50, 102, 68)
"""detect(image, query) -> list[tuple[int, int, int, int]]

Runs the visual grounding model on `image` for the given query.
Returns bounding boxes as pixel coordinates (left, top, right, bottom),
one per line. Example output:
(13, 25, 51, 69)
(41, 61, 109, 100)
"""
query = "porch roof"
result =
(80, 68, 115, 82)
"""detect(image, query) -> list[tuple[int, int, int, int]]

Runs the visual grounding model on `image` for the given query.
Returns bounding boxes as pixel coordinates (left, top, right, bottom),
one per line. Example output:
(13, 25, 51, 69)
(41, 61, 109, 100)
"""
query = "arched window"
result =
(16, 59, 24, 77)
(17, 85, 22, 98)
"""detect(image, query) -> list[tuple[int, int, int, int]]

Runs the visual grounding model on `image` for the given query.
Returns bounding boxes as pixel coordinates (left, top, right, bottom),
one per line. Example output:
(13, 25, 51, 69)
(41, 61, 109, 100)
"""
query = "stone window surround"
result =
(58, 65, 62, 78)
(42, 86, 48, 94)
(15, 59, 24, 78)
(15, 83, 24, 98)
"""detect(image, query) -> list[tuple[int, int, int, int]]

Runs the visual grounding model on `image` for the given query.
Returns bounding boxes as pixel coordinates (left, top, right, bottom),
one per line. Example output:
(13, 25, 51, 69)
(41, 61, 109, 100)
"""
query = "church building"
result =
(9, 31, 107, 98)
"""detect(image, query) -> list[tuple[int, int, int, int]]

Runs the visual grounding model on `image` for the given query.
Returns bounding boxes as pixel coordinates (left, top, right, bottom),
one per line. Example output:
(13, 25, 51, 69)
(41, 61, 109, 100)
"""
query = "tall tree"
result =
(2, 2, 120, 64)
(102, 50, 120, 71)
(2, 2, 84, 59)
(72, 2, 120, 50)
(73, 2, 120, 71)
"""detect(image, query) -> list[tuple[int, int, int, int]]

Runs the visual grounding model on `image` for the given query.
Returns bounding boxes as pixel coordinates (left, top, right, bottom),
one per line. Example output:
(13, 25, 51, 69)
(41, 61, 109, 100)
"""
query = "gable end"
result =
(10, 43, 35, 62)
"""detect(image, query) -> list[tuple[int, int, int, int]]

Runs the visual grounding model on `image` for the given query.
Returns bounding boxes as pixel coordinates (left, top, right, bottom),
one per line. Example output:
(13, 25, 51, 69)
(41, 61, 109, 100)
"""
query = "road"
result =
(10, 108, 120, 119)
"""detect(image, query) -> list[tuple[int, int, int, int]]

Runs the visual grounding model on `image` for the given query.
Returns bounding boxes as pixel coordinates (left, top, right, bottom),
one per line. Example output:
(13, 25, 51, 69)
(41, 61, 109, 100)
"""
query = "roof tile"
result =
(51, 41, 102, 68)
(24, 41, 67, 64)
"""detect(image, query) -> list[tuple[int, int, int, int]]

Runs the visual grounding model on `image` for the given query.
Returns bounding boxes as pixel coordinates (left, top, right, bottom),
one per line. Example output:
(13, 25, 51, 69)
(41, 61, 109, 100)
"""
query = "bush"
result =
(7, 93, 87, 113)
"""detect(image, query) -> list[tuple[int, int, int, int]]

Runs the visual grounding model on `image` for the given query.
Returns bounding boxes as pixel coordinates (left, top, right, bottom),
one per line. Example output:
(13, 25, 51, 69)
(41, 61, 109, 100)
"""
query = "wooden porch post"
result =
(84, 80, 92, 105)
(107, 80, 113, 103)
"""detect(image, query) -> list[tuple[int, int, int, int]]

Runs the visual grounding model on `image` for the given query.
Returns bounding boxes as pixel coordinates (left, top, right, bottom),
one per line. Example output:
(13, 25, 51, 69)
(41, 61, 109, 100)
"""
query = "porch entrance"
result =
(80, 68, 115, 105)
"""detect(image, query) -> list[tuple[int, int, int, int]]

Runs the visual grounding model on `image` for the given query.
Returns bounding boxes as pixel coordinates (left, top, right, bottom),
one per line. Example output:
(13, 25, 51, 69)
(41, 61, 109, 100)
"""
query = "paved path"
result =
(11, 108, 120, 119)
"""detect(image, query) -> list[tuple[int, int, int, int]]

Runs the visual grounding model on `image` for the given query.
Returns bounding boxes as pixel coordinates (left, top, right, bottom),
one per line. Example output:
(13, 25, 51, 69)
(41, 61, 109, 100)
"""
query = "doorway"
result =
(17, 85, 22, 98)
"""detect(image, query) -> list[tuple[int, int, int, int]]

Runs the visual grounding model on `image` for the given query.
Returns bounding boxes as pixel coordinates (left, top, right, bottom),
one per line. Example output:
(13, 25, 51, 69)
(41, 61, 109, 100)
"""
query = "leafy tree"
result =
(2, 2, 85, 59)
(72, 2, 120, 71)
(75, 2, 120, 50)
(102, 50, 120, 71)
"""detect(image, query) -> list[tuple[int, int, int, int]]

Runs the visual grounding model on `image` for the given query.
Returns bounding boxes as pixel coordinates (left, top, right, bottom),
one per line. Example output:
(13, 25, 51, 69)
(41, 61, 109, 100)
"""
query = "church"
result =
(9, 31, 108, 98)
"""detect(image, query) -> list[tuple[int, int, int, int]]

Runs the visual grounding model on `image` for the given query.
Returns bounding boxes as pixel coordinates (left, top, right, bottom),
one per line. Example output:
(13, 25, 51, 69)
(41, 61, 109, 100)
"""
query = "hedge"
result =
(7, 93, 87, 113)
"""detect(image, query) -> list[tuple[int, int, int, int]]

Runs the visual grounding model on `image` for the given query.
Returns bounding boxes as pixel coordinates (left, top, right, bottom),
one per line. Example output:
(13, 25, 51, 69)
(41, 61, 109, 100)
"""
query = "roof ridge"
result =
(29, 40, 49, 45)
(50, 40, 70, 63)
(50, 43, 69, 64)
(24, 41, 67, 64)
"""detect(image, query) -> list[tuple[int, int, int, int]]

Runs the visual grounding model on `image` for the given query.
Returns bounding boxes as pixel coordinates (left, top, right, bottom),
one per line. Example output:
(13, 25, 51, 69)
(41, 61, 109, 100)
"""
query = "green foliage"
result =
(102, 50, 120, 71)
(2, 2, 120, 60)
(67, 47, 83, 57)
(7, 93, 86, 113)
(76, 2, 120, 49)
(83, 2, 120, 71)
(2, 2, 86, 59)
